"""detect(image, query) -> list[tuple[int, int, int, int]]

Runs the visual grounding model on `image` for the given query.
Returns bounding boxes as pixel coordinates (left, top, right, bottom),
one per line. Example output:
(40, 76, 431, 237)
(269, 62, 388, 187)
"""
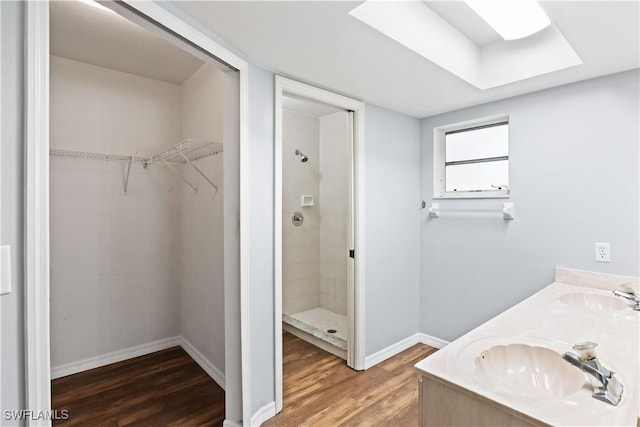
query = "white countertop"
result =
(415, 267, 640, 426)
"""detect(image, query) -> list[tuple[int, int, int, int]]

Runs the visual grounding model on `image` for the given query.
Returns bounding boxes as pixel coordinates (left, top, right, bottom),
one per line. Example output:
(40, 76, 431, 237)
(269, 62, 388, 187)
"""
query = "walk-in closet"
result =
(48, 1, 238, 424)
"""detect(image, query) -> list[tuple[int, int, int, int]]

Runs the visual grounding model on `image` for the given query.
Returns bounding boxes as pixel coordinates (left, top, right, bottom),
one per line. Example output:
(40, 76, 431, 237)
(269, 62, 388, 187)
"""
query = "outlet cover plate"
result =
(595, 242, 611, 263)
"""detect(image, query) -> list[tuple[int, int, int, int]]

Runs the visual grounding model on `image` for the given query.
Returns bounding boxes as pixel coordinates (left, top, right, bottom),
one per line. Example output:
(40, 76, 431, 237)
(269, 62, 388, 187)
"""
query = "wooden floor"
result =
(51, 347, 225, 426)
(264, 332, 437, 427)
(51, 334, 436, 426)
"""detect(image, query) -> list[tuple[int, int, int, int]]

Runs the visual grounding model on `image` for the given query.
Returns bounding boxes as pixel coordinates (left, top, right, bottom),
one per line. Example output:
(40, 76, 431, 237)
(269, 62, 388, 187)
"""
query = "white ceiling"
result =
(170, 1, 639, 118)
(50, 1, 204, 85)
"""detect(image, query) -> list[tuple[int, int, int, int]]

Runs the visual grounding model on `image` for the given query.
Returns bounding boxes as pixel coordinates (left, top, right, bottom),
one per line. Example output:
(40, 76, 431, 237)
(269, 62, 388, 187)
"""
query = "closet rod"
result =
(49, 148, 147, 163)
(50, 140, 223, 193)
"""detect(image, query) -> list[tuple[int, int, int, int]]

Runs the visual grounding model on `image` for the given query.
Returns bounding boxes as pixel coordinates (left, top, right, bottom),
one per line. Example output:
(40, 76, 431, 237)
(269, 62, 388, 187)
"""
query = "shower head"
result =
(295, 149, 308, 163)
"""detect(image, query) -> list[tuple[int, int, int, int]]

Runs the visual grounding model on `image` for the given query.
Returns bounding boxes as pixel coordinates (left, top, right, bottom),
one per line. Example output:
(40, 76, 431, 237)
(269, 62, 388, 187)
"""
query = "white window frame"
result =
(433, 114, 510, 199)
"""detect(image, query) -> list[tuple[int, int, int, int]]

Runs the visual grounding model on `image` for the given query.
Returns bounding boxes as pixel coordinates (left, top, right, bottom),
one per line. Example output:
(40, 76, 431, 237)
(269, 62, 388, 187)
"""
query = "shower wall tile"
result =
(335, 262, 348, 282)
(320, 277, 335, 296)
(282, 109, 350, 317)
(282, 111, 321, 314)
(284, 294, 318, 315)
(321, 213, 347, 230)
(335, 293, 348, 316)
(320, 293, 337, 313)
(319, 111, 350, 316)
(283, 245, 317, 264)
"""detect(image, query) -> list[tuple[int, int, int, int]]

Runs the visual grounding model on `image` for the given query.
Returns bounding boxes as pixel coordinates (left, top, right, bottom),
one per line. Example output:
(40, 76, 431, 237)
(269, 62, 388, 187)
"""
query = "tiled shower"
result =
(282, 100, 350, 357)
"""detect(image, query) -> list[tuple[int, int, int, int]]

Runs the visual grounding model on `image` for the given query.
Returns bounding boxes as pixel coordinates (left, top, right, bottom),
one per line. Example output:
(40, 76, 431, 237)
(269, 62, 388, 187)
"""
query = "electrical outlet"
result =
(595, 242, 611, 263)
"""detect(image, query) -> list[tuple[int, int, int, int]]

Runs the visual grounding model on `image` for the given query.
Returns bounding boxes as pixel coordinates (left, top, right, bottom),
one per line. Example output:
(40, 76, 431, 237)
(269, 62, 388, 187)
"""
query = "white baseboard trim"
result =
(179, 336, 226, 390)
(250, 401, 277, 426)
(51, 335, 228, 392)
(51, 336, 181, 379)
(222, 420, 242, 427)
(363, 332, 450, 370)
(364, 334, 421, 369)
(417, 333, 450, 350)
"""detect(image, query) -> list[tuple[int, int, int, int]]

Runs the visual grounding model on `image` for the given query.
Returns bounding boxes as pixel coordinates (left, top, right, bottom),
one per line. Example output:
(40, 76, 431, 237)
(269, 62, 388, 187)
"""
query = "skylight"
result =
(348, 1, 582, 90)
(464, 0, 551, 41)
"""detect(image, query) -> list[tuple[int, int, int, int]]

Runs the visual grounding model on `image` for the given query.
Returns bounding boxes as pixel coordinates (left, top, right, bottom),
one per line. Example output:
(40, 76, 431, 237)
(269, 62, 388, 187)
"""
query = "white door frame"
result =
(274, 76, 366, 412)
(24, 2, 252, 425)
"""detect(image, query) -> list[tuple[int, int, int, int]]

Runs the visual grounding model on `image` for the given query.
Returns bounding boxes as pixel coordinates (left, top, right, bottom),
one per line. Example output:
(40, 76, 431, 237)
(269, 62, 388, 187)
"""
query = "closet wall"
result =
(50, 56, 183, 368)
(179, 64, 226, 373)
(50, 55, 226, 380)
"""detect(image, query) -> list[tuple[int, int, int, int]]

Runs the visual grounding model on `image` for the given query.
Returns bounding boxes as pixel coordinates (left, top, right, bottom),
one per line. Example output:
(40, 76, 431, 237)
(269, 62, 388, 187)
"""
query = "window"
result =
(434, 115, 509, 199)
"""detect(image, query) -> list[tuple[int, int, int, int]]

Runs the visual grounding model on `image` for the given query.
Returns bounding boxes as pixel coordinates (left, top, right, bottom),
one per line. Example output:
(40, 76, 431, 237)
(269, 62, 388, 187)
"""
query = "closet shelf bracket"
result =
(161, 159, 198, 194)
(178, 152, 218, 192)
(123, 157, 133, 195)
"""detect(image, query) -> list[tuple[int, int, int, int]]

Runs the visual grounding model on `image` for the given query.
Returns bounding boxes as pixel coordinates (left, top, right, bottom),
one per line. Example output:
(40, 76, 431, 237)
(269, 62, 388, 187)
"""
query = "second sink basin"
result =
(475, 343, 586, 399)
(560, 292, 629, 312)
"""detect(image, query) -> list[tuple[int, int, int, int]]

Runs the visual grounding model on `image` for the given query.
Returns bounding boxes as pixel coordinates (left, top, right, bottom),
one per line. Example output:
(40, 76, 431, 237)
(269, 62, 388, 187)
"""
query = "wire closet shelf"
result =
(49, 139, 223, 194)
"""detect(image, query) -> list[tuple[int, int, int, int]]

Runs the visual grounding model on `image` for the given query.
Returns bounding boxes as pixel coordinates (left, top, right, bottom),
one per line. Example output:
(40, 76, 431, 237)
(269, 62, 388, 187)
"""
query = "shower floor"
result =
(283, 307, 347, 352)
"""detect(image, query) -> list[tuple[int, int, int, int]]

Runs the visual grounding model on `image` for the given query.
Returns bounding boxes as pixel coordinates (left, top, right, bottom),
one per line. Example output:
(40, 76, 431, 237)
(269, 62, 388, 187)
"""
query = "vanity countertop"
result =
(415, 267, 640, 426)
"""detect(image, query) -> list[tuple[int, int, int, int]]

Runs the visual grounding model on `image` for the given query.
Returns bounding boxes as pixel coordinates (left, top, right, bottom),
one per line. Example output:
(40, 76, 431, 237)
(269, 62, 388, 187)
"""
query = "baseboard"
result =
(51, 336, 181, 379)
(222, 419, 242, 427)
(179, 336, 226, 390)
(364, 334, 421, 369)
(417, 333, 450, 349)
(51, 335, 227, 392)
(363, 332, 450, 370)
(250, 401, 277, 426)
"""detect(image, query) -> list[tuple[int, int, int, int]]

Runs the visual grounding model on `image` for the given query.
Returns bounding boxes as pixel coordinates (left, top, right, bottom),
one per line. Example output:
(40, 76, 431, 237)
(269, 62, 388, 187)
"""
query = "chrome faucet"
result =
(613, 288, 640, 311)
(562, 342, 623, 406)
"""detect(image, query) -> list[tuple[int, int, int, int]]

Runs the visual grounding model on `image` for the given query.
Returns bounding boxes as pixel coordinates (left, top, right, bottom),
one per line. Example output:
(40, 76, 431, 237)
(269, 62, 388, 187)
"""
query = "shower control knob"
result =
(292, 212, 304, 227)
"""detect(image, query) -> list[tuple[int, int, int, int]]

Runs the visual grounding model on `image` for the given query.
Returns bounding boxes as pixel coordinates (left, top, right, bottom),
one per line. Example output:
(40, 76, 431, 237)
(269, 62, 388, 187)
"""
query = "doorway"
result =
(274, 77, 366, 412)
(24, 1, 250, 424)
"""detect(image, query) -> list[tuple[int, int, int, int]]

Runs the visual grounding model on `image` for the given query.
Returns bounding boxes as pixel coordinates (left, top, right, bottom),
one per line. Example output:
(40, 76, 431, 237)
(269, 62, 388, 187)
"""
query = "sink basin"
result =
(560, 292, 629, 312)
(475, 344, 586, 399)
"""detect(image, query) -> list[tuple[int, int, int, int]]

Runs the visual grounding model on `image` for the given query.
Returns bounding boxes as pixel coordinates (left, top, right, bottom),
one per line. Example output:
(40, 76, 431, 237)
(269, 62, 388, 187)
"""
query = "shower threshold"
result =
(283, 308, 347, 359)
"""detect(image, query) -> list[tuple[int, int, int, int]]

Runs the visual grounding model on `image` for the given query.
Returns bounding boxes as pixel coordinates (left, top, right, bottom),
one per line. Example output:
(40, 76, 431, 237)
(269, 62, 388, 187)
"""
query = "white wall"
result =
(50, 58, 230, 380)
(319, 111, 350, 316)
(50, 56, 182, 156)
(420, 70, 640, 342)
(364, 104, 422, 356)
(49, 56, 183, 367)
(1, 2, 25, 423)
(282, 110, 320, 315)
(179, 63, 226, 374)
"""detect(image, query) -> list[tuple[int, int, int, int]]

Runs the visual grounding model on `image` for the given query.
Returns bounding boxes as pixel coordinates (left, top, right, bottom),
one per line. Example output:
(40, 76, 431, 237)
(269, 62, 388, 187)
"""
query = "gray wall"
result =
(142, 1, 425, 417)
(420, 70, 640, 342)
(364, 105, 421, 355)
(1, 1, 25, 424)
(9, 2, 637, 423)
(247, 64, 276, 415)
(153, 2, 277, 419)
